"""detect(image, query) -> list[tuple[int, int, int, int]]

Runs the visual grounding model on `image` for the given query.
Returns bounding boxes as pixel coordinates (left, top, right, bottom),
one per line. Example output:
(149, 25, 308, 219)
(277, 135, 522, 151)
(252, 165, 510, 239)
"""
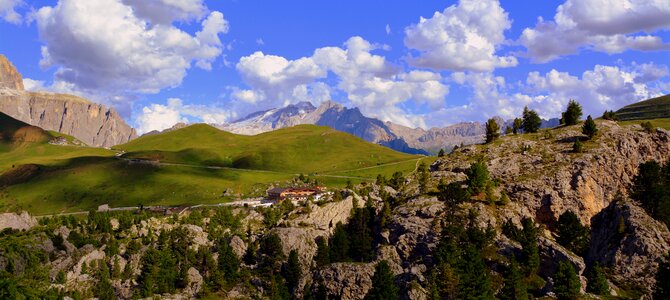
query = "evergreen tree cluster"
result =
(631, 160, 670, 226)
(555, 211, 590, 257)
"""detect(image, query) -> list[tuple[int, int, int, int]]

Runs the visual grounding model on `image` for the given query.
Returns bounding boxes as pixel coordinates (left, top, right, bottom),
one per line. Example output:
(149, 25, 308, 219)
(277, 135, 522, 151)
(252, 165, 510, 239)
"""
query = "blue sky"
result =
(1, 0, 669, 133)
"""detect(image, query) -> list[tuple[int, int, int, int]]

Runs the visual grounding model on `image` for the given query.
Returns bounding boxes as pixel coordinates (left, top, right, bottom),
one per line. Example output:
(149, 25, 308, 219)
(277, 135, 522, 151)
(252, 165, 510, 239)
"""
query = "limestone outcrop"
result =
(0, 211, 37, 231)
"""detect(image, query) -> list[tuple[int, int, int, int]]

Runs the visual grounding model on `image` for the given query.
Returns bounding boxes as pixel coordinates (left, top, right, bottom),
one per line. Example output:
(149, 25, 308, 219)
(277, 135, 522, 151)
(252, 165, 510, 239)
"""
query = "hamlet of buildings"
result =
(266, 186, 328, 202)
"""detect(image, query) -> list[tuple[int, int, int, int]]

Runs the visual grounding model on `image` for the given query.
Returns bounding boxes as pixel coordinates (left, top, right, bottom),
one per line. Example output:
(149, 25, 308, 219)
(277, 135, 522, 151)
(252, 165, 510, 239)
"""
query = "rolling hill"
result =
(0, 119, 426, 214)
(117, 124, 418, 173)
(615, 94, 670, 120)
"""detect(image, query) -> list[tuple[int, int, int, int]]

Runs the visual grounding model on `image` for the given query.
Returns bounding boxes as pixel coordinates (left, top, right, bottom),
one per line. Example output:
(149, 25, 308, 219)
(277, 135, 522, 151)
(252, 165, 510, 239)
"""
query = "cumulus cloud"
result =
(0, 0, 22, 24)
(234, 36, 449, 128)
(35, 0, 229, 96)
(135, 98, 233, 134)
(520, 0, 670, 62)
(403, 0, 517, 72)
(525, 63, 669, 116)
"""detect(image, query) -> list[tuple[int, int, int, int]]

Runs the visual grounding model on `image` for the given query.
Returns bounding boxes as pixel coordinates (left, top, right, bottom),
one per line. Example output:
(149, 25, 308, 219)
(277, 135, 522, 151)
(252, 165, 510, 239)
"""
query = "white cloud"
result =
(525, 63, 669, 117)
(520, 0, 670, 62)
(403, 0, 517, 72)
(35, 0, 229, 96)
(121, 0, 207, 25)
(0, 0, 22, 24)
(385, 24, 391, 35)
(234, 36, 450, 128)
(135, 98, 233, 134)
(22, 78, 46, 91)
(256, 38, 264, 45)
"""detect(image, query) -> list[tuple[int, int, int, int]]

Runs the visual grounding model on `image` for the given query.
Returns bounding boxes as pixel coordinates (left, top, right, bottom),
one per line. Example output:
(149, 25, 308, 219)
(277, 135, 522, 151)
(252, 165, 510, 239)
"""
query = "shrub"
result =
(602, 110, 617, 120)
(642, 121, 655, 133)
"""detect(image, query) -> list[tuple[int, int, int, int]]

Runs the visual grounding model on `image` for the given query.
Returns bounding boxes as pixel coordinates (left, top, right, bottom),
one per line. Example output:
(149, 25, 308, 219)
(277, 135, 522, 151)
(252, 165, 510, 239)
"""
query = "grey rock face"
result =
(0, 211, 37, 231)
(313, 263, 375, 300)
(588, 200, 670, 293)
(0, 55, 23, 90)
(0, 54, 137, 147)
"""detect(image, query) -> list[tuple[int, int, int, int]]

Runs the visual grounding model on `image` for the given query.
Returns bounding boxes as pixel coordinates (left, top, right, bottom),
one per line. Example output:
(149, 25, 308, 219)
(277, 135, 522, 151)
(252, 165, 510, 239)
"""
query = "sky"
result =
(1, 0, 669, 134)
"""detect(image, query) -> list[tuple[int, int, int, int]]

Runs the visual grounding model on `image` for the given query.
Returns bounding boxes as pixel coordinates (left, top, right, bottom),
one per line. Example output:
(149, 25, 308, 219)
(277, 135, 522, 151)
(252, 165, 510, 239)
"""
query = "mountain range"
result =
(0, 53, 557, 153)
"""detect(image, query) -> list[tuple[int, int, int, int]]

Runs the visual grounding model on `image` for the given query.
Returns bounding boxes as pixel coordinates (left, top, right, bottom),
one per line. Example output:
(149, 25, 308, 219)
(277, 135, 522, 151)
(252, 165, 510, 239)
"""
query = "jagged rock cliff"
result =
(0, 55, 137, 147)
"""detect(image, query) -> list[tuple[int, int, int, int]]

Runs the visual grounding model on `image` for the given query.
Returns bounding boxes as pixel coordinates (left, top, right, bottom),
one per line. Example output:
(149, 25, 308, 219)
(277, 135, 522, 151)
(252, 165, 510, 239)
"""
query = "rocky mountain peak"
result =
(0, 54, 137, 147)
(0, 55, 23, 91)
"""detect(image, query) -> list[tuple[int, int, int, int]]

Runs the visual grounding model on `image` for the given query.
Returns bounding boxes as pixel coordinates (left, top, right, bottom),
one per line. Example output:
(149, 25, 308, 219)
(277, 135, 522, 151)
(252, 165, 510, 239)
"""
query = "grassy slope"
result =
(117, 124, 417, 173)
(1, 121, 424, 214)
(618, 118, 670, 130)
(615, 94, 670, 120)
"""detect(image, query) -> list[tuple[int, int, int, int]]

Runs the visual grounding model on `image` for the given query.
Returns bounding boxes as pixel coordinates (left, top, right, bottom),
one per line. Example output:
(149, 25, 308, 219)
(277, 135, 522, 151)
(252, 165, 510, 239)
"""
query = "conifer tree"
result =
(282, 250, 302, 295)
(314, 236, 330, 267)
(522, 107, 542, 133)
(572, 139, 583, 153)
(582, 115, 598, 139)
(499, 258, 529, 300)
(364, 261, 399, 300)
(556, 211, 590, 256)
(458, 245, 494, 299)
(417, 162, 430, 193)
(218, 240, 240, 283)
(586, 263, 609, 295)
(466, 161, 490, 195)
(438, 148, 445, 157)
(562, 100, 583, 125)
(513, 118, 523, 134)
(485, 118, 501, 143)
(520, 217, 540, 276)
(653, 253, 670, 299)
(329, 222, 349, 262)
(554, 261, 581, 300)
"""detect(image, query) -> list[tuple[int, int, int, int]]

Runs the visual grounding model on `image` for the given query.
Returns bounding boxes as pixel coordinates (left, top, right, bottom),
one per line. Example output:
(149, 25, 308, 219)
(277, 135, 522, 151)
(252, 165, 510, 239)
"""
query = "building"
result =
(267, 187, 326, 201)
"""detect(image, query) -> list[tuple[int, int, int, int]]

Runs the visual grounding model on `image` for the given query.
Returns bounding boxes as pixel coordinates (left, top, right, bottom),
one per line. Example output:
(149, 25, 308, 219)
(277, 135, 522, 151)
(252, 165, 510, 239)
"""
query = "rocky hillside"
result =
(1, 120, 669, 299)
(0, 55, 137, 147)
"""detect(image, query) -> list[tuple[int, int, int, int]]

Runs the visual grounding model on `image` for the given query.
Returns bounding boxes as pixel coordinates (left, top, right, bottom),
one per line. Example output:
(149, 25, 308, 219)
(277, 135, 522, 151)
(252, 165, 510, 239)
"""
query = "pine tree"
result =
(499, 258, 529, 300)
(466, 161, 490, 195)
(364, 261, 399, 300)
(56, 270, 66, 284)
(329, 222, 350, 262)
(95, 261, 115, 300)
(586, 263, 609, 295)
(653, 253, 670, 299)
(642, 121, 655, 133)
(520, 217, 540, 276)
(556, 211, 590, 256)
(314, 236, 330, 267)
(485, 118, 500, 143)
(513, 118, 523, 134)
(346, 208, 374, 262)
(554, 261, 581, 300)
(522, 107, 542, 133)
(282, 250, 302, 294)
(562, 100, 583, 125)
(417, 162, 430, 193)
(218, 240, 240, 283)
(457, 245, 494, 299)
(572, 139, 583, 153)
(582, 115, 598, 139)
(602, 110, 617, 121)
(438, 148, 445, 157)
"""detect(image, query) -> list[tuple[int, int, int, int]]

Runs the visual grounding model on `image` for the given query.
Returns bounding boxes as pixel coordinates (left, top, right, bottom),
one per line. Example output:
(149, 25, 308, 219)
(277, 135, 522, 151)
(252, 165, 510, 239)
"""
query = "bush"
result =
(561, 100, 583, 125)
(642, 121, 655, 133)
(522, 107, 542, 133)
(582, 115, 597, 139)
(602, 110, 617, 120)
(485, 118, 500, 143)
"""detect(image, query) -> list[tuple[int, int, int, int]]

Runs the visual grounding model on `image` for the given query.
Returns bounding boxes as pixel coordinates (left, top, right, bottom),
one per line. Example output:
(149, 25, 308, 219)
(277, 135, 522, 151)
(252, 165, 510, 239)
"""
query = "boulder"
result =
(229, 235, 247, 259)
(313, 263, 375, 300)
(0, 211, 37, 231)
(183, 267, 203, 297)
